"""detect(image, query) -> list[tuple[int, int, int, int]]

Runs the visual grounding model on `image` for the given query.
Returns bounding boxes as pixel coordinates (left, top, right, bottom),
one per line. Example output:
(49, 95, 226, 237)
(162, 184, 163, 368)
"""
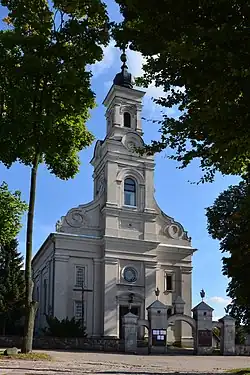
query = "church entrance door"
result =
(119, 305, 140, 339)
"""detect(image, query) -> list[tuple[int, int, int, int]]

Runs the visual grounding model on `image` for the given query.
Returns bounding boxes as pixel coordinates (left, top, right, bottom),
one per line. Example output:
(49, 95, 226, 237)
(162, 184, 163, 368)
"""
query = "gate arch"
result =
(168, 313, 196, 330)
(167, 313, 196, 351)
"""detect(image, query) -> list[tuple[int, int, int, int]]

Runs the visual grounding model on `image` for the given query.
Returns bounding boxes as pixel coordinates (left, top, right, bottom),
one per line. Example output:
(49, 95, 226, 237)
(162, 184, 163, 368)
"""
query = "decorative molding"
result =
(116, 167, 144, 185)
(54, 254, 70, 263)
(121, 132, 144, 153)
(65, 209, 88, 228)
(165, 224, 183, 239)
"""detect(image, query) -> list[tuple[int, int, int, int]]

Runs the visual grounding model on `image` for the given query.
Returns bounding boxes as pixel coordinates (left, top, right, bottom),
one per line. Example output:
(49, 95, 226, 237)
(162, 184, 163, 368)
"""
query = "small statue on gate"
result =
(200, 289, 205, 301)
(155, 287, 160, 299)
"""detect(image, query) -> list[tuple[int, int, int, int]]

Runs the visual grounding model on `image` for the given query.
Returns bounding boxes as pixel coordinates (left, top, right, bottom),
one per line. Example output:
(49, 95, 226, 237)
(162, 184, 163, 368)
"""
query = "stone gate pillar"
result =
(220, 315, 236, 355)
(122, 312, 138, 353)
(192, 301, 214, 355)
(147, 300, 168, 354)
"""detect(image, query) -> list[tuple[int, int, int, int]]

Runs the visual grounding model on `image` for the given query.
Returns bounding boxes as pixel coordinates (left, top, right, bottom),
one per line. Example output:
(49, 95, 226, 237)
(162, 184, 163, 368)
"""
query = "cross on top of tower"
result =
(113, 48, 134, 89)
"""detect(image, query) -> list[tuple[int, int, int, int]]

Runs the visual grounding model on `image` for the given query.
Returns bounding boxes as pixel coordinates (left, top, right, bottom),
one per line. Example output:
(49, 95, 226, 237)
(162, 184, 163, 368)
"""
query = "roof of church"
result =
(113, 50, 134, 89)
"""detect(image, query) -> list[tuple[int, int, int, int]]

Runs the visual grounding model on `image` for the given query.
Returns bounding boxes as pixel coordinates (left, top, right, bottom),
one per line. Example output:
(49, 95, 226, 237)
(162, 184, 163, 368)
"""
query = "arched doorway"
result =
(167, 314, 196, 354)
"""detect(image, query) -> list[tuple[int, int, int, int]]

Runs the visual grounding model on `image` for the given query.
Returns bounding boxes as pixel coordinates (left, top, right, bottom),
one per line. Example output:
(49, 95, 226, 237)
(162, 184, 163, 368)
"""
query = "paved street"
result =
(0, 351, 250, 374)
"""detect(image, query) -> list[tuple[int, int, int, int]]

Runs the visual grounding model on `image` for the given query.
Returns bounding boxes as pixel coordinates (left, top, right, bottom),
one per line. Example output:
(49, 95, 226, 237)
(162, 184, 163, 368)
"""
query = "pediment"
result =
(154, 198, 190, 242)
(56, 197, 102, 235)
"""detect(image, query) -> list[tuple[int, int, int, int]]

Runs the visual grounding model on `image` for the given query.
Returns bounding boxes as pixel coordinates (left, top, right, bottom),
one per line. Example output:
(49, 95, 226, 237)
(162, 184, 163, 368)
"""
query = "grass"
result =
(227, 369, 250, 375)
(0, 351, 52, 361)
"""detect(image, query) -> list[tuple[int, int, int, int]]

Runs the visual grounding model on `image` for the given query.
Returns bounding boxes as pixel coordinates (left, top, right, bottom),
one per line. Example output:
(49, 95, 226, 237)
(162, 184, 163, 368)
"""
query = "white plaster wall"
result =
(104, 260, 118, 336)
(181, 270, 193, 342)
(145, 265, 157, 321)
(53, 253, 69, 321)
(67, 256, 94, 336)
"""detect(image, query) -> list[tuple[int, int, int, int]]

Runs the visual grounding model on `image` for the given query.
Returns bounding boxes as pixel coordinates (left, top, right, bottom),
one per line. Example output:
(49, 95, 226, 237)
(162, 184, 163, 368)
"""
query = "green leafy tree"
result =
(113, 0, 250, 182)
(0, 182, 27, 246)
(43, 315, 87, 338)
(0, 239, 25, 335)
(0, 0, 109, 352)
(207, 180, 250, 326)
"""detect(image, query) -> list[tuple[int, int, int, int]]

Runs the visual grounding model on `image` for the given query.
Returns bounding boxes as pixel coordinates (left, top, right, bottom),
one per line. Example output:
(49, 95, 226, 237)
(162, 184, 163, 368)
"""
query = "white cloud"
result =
(90, 41, 117, 78)
(209, 296, 231, 305)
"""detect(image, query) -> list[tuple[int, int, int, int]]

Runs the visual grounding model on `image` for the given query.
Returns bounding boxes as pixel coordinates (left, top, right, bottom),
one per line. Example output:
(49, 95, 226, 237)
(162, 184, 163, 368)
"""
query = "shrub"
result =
(43, 315, 87, 338)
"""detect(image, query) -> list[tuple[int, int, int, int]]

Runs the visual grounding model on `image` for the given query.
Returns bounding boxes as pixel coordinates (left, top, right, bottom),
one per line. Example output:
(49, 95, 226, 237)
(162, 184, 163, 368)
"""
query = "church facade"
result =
(32, 54, 196, 345)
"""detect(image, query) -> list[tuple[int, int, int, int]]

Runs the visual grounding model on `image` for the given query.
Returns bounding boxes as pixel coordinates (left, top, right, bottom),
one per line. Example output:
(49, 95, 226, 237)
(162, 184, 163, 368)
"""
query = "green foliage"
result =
(0, 0, 110, 175)
(0, 239, 25, 335)
(0, 182, 27, 246)
(43, 315, 87, 338)
(235, 325, 246, 345)
(114, 0, 250, 182)
(206, 180, 250, 326)
(0, 0, 109, 352)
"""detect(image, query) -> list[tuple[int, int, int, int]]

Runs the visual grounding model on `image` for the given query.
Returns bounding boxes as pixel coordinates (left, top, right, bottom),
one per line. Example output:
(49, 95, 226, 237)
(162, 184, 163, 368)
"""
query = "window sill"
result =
(123, 205, 137, 210)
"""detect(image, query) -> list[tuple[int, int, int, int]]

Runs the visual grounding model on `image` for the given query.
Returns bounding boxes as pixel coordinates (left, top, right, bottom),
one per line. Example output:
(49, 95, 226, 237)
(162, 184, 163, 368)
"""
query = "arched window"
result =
(124, 178, 136, 206)
(124, 112, 131, 128)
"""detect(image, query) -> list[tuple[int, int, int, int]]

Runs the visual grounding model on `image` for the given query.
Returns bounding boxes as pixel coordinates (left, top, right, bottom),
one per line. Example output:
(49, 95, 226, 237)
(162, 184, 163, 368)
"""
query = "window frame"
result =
(165, 273, 174, 292)
(74, 300, 84, 321)
(124, 177, 137, 207)
(75, 265, 86, 288)
(123, 111, 131, 128)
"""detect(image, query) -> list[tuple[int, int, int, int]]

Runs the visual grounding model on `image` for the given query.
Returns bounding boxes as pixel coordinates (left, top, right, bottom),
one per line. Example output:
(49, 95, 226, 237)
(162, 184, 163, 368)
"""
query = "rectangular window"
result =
(165, 274, 173, 291)
(74, 300, 84, 321)
(75, 266, 85, 288)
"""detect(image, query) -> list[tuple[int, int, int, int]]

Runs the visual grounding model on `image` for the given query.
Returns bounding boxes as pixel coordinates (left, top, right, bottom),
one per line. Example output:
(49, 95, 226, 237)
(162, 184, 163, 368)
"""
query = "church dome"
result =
(113, 51, 134, 89)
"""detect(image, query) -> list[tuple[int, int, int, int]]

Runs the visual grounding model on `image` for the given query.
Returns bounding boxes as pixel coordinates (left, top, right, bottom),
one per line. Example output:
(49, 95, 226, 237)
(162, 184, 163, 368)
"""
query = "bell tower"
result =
(104, 51, 145, 139)
(91, 50, 157, 239)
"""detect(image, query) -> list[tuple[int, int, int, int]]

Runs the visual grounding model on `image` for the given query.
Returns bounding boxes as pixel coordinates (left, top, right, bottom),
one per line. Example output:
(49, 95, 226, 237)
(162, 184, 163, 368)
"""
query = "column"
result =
(123, 312, 139, 353)
(92, 259, 104, 336)
(180, 267, 193, 347)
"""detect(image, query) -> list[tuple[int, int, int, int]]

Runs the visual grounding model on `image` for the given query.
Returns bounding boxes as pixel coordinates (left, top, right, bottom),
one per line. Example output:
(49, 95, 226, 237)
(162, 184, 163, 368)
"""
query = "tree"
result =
(0, 182, 27, 246)
(0, 239, 25, 335)
(0, 0, 109, 352)
(206, 180, 250, 326)
(113, 0, 250, 182)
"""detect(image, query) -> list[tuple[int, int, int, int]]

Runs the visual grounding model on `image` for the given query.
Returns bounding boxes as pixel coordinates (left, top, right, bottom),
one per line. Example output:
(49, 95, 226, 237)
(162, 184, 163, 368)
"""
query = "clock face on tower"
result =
(123, 266, 138, 283)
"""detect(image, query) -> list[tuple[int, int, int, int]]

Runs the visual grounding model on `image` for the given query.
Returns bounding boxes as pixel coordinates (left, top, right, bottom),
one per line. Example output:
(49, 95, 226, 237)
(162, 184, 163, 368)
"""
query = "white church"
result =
(32, 52, 196, 346)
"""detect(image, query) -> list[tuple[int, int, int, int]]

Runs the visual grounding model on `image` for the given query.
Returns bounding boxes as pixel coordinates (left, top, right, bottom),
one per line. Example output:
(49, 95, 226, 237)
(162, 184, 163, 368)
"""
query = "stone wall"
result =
(236, 345, 250, 356)
(0, 336, 123, 352)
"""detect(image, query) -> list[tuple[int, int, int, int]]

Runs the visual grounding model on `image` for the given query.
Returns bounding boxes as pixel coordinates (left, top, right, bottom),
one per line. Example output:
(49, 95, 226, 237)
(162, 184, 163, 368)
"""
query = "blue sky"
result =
(0, 1, 240, 320)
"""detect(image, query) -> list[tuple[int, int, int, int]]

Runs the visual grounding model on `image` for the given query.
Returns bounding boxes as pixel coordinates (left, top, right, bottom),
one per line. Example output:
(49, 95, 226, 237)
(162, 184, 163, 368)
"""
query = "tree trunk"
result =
(21, 155, 40, 353)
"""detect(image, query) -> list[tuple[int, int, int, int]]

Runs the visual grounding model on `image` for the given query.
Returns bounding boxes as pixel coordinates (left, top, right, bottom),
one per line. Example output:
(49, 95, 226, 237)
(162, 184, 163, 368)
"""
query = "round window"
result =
(123, 266, 138, 283)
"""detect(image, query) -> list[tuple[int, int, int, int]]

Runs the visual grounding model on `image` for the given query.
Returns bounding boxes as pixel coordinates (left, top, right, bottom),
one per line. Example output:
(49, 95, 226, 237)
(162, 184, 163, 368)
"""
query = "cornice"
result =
(102, 235, 160, 253)
(32, 233, 55, 266)
(157, 243, 197, 255)
(101, 205, 158, 221)
(54, 232, 103, 244)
